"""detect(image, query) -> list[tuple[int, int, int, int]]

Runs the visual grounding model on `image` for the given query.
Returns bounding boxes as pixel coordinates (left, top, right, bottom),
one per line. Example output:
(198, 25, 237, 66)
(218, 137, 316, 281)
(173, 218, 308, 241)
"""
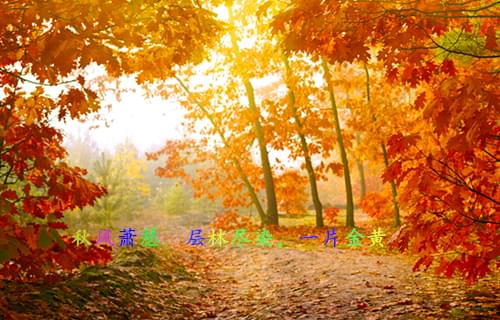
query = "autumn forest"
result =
(0, 0, 499, 319)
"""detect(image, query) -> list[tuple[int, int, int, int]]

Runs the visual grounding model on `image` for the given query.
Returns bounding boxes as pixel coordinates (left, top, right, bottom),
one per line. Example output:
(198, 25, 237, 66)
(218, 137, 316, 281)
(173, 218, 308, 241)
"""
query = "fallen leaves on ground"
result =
(1, 220, 498, 320)
(0, 246, 204, 320)
(169, 238, 499, 320)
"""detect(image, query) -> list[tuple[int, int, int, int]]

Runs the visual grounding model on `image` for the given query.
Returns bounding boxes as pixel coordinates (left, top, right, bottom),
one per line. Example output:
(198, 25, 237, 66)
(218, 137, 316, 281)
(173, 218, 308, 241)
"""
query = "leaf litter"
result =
(1, 224, 498, 320)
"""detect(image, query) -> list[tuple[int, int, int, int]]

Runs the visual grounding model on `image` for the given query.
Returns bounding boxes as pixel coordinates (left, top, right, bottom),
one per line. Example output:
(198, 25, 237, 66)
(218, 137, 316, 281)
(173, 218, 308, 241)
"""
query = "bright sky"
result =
(56, 5, 234, 155)
(57, 91, 186, 154)
(54, 5, 300, 160)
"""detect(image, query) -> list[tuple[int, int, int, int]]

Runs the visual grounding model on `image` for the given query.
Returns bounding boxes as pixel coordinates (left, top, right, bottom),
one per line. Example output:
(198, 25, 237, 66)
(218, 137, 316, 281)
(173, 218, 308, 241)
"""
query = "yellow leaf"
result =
(14, 98, 24, 108)
(26, 109, 37, 125)
(27, 97, 35, 107)
(16, 49, 24, 60)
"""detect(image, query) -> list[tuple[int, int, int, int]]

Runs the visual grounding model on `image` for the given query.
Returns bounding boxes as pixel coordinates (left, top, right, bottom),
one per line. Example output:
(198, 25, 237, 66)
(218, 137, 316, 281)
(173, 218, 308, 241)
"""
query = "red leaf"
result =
(440, 303, 451, 310)
(386, 133, 420, 158)
(326, 162, 344, 176)
(23, 184, 31, 195)
(387, 67, 398, 82)
(432, 25, 447, 36)
(402, 65, 419, 87)
(382, 160, 402, 183)
(441, 59, 457, 76)
(356, 302, 368, 309)
(485, 25, 497, 50)
(1, 190, 17, 200)
(413, 255, 434, 272)
(414, 92, 426, 110)
(48, 221, 68, 230)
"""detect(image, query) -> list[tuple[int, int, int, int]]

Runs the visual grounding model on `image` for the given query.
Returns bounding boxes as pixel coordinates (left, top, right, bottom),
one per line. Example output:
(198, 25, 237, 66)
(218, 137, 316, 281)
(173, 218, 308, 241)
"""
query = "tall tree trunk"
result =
(355, 132, 367, 201)
(363, 64, 401, 227)
(282, 53, 324, 227)
(381, 143, 401, 227)
(175, 76, 268, 225)
(242, 80, 279, 225)
(321, 59, 355, 228)
(228, 7, 279, 225)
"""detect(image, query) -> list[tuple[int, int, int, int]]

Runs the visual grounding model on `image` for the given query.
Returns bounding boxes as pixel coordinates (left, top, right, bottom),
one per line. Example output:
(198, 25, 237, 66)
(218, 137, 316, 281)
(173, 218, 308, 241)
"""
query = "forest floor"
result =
(1, 214, 499, 320)
(176, 243, 499, 320)
(156, 215, 500, 320)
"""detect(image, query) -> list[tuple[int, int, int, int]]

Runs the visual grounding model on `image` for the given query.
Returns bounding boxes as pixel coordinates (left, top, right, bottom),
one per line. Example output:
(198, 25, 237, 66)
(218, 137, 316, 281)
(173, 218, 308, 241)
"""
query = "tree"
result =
(171, 79, 268, 223)
(321, 59, 356, 228)
(91, 152, 123, 229)
(354, 132, 367, 201)
(272, 0, 499, 282)
(151, 1, 353, 229)
(113, 140, 151, 220)
(147, 139, 265, 220)
(65, 140, 153, 230)
(150, 0, 289, 226)
(364, 64, 401, 227)
(162, 183, 191, 216)
(326, 61, 409, 226)
(226, 1, 279, 225)
(0, 0, 222, 281)
(281, 53, 325, 226)
(64, 131, 100, 172)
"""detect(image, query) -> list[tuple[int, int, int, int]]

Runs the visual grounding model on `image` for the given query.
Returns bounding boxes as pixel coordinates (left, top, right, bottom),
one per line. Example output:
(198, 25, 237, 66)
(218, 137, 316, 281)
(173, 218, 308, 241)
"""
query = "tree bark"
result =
(363, 64, 401, 227)
(282, 53, 324, 227)
(228, 7, 279, 225)
(321, 59, 355, 228)
(175, 76, 268, 224)
(355, 132, 367, 201)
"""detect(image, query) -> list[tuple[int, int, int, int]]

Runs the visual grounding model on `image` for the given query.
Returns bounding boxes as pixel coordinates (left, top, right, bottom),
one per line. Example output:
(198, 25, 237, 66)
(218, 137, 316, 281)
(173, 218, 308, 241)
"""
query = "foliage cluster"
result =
(212, 212, 256, 232)
(0, 0, 498, 285)
(0, 0, 221, 281)
(359, 192, 393, 220)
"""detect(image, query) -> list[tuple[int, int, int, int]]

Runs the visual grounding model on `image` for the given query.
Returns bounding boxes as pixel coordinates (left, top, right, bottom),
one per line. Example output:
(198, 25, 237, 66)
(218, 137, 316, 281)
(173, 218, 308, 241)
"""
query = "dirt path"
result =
(1, 215, 497, 320)
(152, 216, 499, 320)
(173, 244, 499, 320)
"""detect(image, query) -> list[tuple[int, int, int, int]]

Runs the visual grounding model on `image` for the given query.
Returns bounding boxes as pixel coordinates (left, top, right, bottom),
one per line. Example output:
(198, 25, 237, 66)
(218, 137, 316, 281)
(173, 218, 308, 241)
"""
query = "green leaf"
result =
(50, 228, 66, 249)
(0, 240, 19, 264)
(0, 248, 10, 264)
(38, 226, 53, 249)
